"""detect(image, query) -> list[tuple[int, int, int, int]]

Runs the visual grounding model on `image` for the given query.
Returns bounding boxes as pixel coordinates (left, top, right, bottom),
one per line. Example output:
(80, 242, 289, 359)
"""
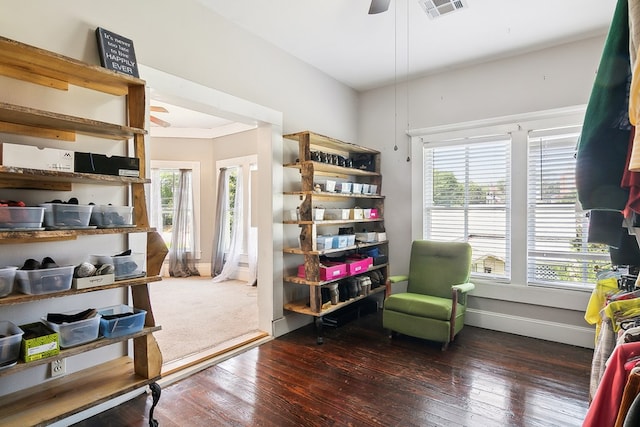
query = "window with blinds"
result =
(423, 136, 511, 280)
(527, 127, 609, 288)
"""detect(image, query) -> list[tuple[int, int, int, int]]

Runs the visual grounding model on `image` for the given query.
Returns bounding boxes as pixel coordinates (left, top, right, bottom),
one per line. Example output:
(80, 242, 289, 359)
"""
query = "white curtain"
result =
(211, 167, 244, 282)
(168, 169, 200, 277)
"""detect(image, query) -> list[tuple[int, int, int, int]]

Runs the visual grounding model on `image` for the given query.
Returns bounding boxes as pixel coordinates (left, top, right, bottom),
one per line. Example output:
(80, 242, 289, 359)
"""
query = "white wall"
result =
(358, 35, 608, 348)
(0, 0, 606, 404)
(0, 0, 359, 141)
(0, 0, 359, 414)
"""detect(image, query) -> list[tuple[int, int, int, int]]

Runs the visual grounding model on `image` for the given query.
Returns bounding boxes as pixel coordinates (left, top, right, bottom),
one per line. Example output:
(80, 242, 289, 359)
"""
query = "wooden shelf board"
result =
(284, 286, 386, 317)
(284, 191, 384, 199)
(0, 102, 146, 140)
(284, 218, 384, 225)
(284, 161, 380, 177)
(0, 326, 161, 379)
(0, 275, 162, 307)
(0, 226, 155, 244)
(283, 240, 389, 255)
(284, 264, 388, 286)
(0, 36, 145, 96)
(0, 357, 159, 427)
(283, 131, 380, 155)
(0, 166, 148, 187)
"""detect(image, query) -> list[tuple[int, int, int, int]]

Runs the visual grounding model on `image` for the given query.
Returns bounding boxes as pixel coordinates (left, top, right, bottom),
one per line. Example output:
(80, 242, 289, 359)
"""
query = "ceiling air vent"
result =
(417, 0, 468, 19)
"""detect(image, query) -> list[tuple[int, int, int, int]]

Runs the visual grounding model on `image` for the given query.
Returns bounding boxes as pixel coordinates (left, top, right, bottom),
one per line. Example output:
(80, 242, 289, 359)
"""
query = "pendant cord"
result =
(394, 0, 398, 152)
(406, 0, 411, 162)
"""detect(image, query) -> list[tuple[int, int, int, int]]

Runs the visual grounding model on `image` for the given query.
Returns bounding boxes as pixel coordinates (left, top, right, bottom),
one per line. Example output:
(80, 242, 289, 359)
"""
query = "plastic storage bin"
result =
(345, 234, 356, 246)
(40, 203, 93, 228)
(332, 235, 349, 249)
(98, 304, 146, 338)
(316, 235, 334, 250)
(91, 253, 145, 280)
(89, 205, 134, 227)
(16, 265, 74, 295)
(0, 321, 23, 367)
(324, 180, 336, 192)
(324, 209, 350, 220)
(0, 266, 17, 298)
(312, 208, 325, 221)
(42, 311, 101, 348)
(337, 182, 352, 193)
(0, 206, 44, 229)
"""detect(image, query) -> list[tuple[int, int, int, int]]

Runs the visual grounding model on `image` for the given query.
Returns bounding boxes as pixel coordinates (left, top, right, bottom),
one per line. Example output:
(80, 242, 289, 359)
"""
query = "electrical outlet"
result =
(50, 358, 65, 377)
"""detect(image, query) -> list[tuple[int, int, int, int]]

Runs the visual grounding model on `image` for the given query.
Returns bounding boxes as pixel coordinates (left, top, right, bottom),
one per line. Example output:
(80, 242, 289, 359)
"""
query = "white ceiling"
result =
(149, 100, 256, 138)
(152, 0, 617, 136)
(197, 0, 616, 91)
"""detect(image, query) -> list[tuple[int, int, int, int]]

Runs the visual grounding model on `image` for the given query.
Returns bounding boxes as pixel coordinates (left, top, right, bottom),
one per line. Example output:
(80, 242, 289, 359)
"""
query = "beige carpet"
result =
(148, 277, 259, 363)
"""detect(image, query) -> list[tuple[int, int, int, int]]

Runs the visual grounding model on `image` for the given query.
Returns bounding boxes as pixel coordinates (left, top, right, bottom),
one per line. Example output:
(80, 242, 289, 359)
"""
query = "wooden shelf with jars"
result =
(283, 131, 389, 343)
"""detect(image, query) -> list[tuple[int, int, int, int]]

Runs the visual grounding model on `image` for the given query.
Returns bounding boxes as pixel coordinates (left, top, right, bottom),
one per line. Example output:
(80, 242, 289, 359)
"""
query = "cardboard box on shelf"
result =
(74, 151, 139, 177)
(0, 142, 74, 172)
(19, 322, 59, 362)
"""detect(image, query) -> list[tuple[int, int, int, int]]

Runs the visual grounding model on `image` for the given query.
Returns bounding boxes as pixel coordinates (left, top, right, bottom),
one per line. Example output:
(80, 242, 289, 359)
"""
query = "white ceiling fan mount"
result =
(368, 0, 468, 18)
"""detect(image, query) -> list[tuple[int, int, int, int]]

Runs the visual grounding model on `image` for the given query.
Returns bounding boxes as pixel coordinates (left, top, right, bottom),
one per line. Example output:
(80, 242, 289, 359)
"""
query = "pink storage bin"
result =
(298, 263, 347, 281)
(369, 209, 379, 219)
(346, 257, 373, 275)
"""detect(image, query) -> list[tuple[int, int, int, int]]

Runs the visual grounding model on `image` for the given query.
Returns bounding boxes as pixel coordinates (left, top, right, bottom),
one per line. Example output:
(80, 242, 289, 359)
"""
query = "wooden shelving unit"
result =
(0, 36, 165, 426)
(283, 131, 389, 343)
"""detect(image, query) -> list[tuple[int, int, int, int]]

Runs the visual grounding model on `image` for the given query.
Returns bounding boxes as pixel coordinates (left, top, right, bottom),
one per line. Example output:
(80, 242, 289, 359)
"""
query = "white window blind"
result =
(423, 136, 511, 280)
(527, 127, 609, 288)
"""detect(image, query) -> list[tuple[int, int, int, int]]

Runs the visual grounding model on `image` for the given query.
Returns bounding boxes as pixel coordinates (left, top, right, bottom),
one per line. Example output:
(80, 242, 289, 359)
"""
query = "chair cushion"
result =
(384, 292, 464, 321)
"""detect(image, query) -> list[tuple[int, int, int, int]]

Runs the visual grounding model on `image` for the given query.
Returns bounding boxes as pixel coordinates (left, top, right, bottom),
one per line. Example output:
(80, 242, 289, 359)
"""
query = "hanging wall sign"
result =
(95, 27, 139, 78)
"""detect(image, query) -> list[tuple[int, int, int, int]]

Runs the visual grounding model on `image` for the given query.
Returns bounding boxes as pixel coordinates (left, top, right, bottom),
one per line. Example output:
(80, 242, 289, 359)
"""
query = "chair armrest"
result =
(388, 275, 409, 283)
(451, 282, 475, 294)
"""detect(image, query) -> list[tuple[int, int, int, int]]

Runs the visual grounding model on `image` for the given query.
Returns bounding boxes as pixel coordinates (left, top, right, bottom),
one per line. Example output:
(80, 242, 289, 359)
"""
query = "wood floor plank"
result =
(72, 309, 592, 427)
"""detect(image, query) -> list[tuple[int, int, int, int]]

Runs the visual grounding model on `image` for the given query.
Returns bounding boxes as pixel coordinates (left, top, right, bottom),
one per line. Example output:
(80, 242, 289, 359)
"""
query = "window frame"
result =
(216, 154, 258, 258)
(150, 160, 202, 259)
(422, 135, 512, 282)
(409, 106, 592, 290)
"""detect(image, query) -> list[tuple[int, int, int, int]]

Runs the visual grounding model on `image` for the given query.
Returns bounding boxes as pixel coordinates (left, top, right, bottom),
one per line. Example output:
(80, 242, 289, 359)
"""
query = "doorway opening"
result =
(139, 64, 283, 378)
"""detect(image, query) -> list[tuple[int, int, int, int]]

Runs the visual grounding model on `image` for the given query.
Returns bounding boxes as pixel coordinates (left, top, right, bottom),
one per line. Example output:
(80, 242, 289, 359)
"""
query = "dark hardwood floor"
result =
(73, 309, 592, 427)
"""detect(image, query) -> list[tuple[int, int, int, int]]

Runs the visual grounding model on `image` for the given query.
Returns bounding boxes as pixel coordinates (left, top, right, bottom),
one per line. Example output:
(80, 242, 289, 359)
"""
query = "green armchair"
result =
(382, 240, 475, 350)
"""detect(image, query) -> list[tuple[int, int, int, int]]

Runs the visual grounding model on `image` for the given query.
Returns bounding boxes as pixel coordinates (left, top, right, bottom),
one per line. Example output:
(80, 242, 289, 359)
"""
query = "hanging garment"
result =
(587, 210, 626, 247)
(576, 0, 631, 211)
(623, 389, 640, 426)
(591, 318, 618, 402)
(584, 341, 640, 427)
(616, 369, 640, 426)
(586, 276, 622, 341)
(620, 128, 640, 215)
(627, 0, 640, 172)
(604, 298, 640, 333)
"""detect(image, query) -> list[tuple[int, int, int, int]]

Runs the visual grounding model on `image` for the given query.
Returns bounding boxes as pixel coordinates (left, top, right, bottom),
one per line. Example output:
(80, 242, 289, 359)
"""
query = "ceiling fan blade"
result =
(150, 105, 169, 113)
(150, 115, 171, 128)
(368, 0, 390, 14)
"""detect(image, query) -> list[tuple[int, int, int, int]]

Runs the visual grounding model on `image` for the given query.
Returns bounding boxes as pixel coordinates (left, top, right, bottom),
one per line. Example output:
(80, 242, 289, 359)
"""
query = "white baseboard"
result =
(465, 308, 595, 349)
(273, 312, 313, 337)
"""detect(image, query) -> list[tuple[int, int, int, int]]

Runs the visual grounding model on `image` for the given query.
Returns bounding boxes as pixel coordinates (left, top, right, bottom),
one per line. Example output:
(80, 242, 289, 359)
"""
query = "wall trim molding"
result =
(273, 313, 312, 337)
(465, 308, 595, 349)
